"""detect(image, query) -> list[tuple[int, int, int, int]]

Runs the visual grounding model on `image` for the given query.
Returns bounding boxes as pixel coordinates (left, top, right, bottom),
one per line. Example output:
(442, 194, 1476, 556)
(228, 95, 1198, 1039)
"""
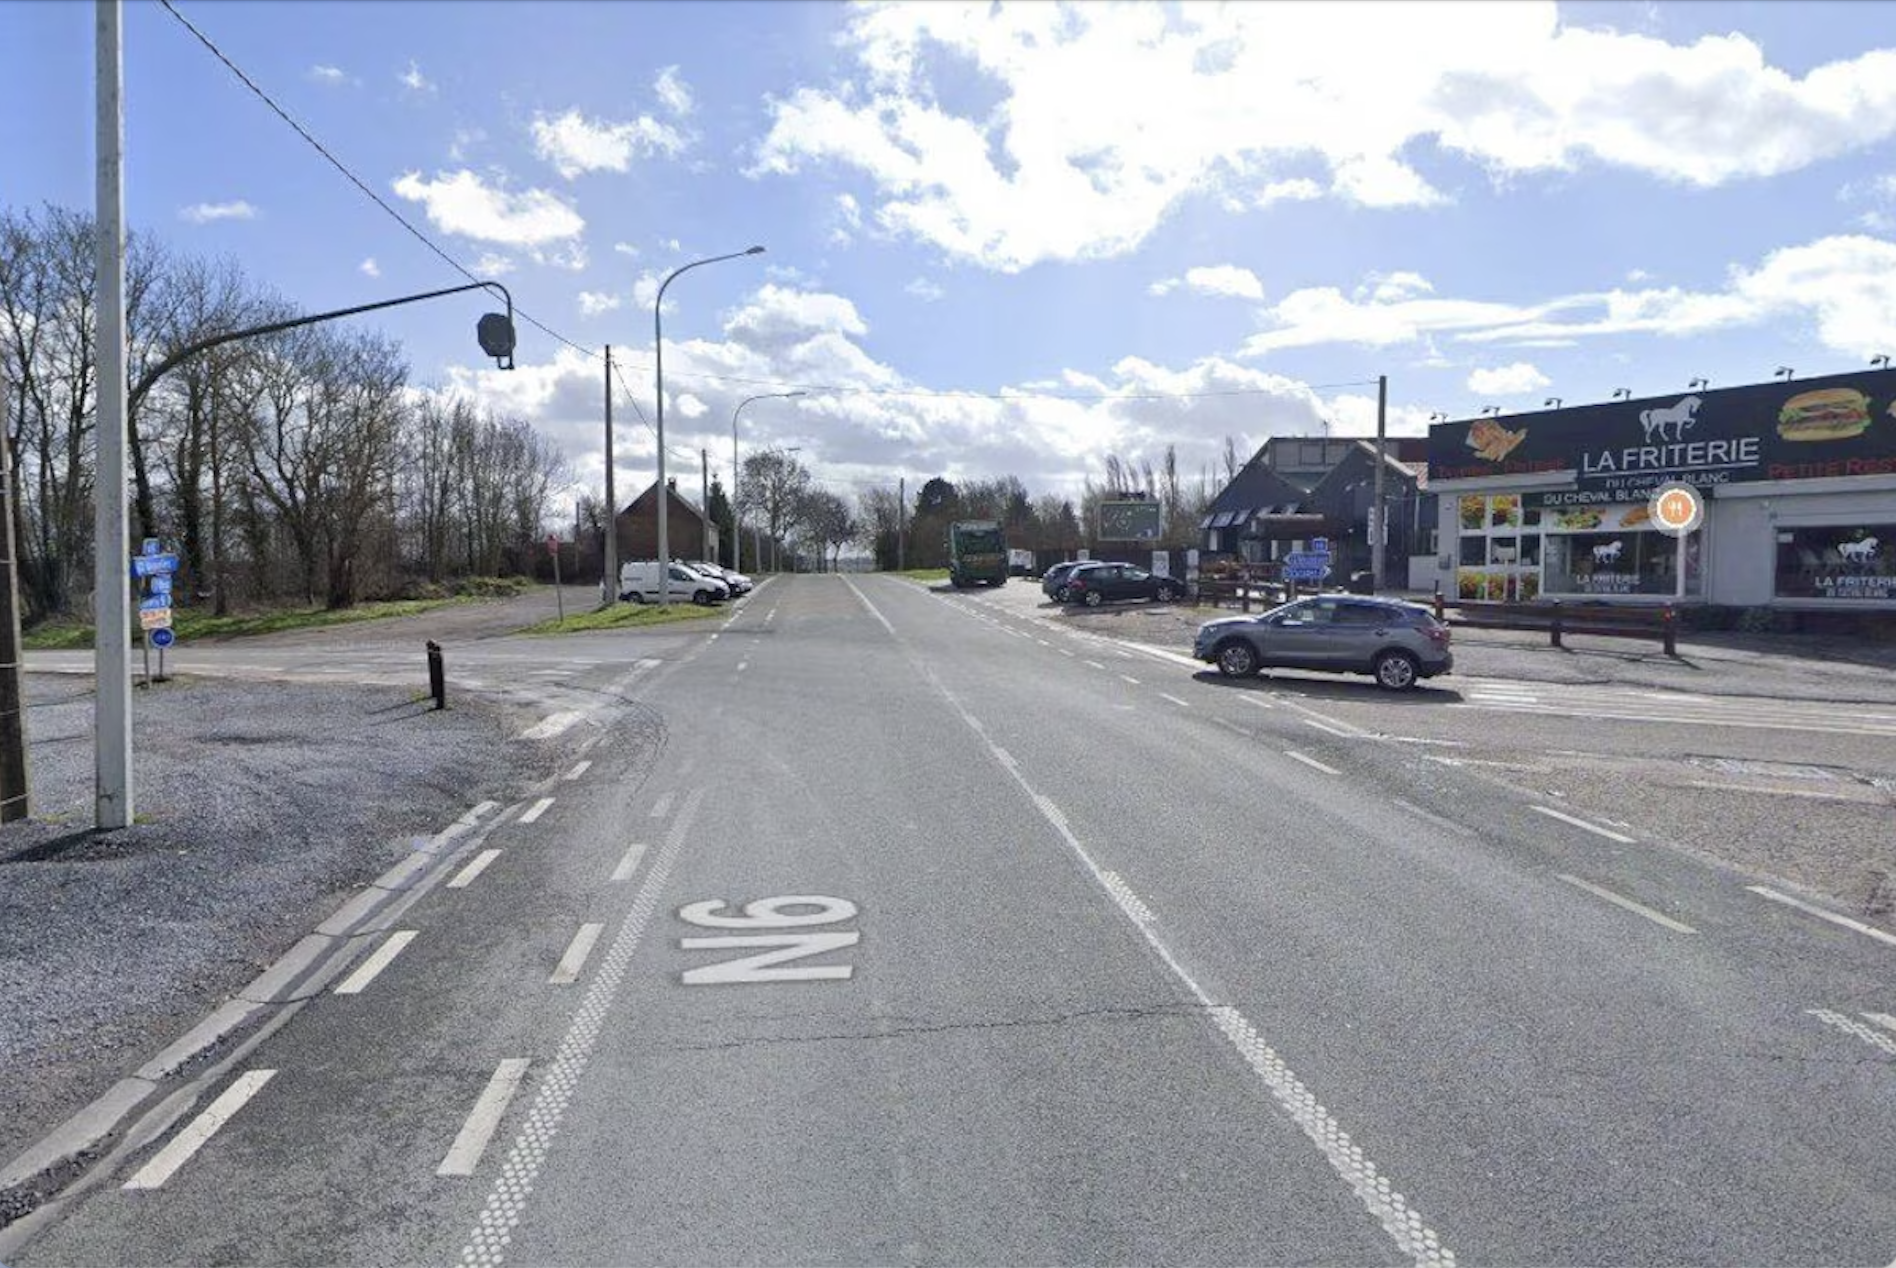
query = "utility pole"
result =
(1, 380, 29, 822)
(95, 0, 133, 830)
(700, 448, 709, 562)
(1371, 372, 1388, 595)
(602, 345, 617, 603)
(898, 476, 906, 571)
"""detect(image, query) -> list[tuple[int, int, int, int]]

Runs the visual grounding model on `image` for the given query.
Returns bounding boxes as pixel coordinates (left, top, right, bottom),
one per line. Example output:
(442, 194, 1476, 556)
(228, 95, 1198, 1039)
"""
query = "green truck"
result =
(947, 520, 1008, 588)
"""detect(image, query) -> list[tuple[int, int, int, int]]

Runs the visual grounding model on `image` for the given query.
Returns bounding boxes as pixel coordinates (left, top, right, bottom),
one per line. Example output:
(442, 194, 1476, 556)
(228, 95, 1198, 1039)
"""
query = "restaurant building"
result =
(1426, 369, 1896, 610)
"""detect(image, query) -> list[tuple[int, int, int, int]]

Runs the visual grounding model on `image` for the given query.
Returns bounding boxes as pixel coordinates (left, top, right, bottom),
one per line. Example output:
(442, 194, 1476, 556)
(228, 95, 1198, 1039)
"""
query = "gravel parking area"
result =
(0, 672, 566, 1183)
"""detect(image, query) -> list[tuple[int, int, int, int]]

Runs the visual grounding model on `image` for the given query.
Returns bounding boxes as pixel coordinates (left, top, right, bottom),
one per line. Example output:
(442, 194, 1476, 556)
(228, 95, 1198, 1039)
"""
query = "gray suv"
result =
(1193, 595, 1452, 691)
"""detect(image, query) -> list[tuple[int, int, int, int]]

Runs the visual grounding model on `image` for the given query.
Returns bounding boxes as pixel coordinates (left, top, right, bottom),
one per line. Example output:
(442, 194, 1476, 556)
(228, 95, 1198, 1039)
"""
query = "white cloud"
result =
(754, 1, 1896, 272)
(613, 241, 641, 258)
(1466, 362, 1551, 395)
(905, 277, 945, 302)
(654, 66, 694, 117)
(308, 65, 346, 86)
(675, 393, 708, 419)
(1626, 268, 1652, 283)
(472, 252, 515, 277)
(578, 291, 622, 317)
(1359, 271, 1435, 303)
(399, 60, 433, 92)
(531, 108, 687, 179)
(359, 257, 380, 278)
(179, 201, 258, 224)
(1151, 265, 1265, 301)
(391, 169, 583, 245)
(448, 128, 487, 163)
(1242, 234, 1896, 361)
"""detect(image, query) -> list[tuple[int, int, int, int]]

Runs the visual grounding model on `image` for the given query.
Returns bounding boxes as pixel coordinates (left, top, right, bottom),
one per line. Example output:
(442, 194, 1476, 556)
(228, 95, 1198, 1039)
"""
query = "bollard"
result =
(1662, 605, 1677, 657)
(1549, 599, 1564, 648)
(1432, 586, 1444, 622)
(426, 640, 446, 710)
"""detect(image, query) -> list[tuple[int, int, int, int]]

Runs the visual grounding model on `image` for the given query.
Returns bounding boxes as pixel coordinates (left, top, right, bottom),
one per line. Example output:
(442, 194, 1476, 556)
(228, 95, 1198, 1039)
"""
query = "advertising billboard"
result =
(1097, 499, 1162, 541)
(1427, 368, 1896, 500)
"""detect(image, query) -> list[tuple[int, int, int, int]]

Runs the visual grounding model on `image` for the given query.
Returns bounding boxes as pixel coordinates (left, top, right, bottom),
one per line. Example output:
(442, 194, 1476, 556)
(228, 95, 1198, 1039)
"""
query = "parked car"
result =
(1062, 562, 1184, 607)
(692, 561, 753, 594)
(1040, 560, 1096, 602)
(1193, 595, 1452, 691)
(619, 560, 727, 605)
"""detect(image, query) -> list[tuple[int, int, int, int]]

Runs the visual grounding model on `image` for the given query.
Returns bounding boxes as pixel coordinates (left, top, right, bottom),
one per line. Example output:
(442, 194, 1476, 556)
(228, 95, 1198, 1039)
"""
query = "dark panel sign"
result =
(1428, 369, 1896, 495)
(1775, 524, 1893, 600)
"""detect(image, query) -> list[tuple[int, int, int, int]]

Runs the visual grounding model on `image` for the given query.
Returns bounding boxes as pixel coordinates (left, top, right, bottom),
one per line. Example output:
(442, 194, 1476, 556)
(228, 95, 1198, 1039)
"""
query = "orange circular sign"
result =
(1647, 481, 1703, 536)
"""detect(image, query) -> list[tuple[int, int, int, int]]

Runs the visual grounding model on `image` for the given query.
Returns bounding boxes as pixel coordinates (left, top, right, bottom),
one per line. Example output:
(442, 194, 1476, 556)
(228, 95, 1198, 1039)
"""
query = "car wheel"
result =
(1156, 584, 1178, 602)
(1053, 585, 1071, 602)
(619, 590, 637, 603)
(1215, 639, 1260, 678)
(1374, 649, 1420, 691)
(1083, 590, 1104, 607)
(693, 589, 713, 606)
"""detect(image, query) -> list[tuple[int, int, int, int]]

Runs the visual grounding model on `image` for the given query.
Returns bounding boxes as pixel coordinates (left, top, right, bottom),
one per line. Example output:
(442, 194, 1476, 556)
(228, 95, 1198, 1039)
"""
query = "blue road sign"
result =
(142, 538, 162, 556)
(1311, 537, 1330, 554)
(1284, 551, 1330, 568)
(1284, 565, 1331, 582)
(150, 627, 175, 649)
(150, 573, 173, 595)
(138, 594, 170, 612)
(131, 553, 179, 578)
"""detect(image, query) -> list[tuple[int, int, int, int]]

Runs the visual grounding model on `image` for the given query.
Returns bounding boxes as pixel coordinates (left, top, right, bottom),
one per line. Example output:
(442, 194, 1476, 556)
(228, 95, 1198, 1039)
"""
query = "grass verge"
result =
(890, 569, 949, 583)
(515, 601, 723, 636)
(25, 595, 481, 651)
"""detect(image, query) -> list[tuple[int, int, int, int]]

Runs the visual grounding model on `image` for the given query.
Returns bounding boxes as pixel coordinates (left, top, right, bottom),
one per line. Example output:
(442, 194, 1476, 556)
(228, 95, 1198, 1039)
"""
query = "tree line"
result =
(0, 203, 566, 624)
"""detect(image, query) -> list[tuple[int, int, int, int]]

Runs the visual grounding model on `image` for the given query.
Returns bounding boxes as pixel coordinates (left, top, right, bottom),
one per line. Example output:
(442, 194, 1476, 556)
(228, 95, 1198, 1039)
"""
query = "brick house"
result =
(614, 479, 721, 563)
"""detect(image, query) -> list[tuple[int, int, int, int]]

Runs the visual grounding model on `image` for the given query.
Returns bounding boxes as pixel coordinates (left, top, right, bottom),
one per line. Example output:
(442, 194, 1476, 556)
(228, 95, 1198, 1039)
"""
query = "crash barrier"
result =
(1191, 577, 1289, 613)
(1434, 593, 1678, 656)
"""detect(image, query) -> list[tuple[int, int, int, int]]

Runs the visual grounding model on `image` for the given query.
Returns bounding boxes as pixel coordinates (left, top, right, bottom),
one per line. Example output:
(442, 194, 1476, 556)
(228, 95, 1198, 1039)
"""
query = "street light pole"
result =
(654, 246, 764, 605)
(732, 391, 805, 574)
(96, 0, 132, 829)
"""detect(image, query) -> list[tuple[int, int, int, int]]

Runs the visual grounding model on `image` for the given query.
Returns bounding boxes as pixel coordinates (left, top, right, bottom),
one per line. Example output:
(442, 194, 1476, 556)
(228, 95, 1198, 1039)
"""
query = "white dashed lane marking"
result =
(518, 797, 554, 825)
(1555, 874, 1695, 934)
(1158, 693, 1191, 709)
(609, 842, 647, 883)
(437, 1059, 532, 1177)
(448, 850, 501, 889)
(334, 930, 420, 995)
(1808, 1009, 1896, 1056)
(1529, 805, 1636, 844)
(1749, 886, 1896, 949)
(563, 761, 591, 781)
(548, 923, 605, 985)
(123, 1070, 276, 1190)
(1285, 751, 1342, 776)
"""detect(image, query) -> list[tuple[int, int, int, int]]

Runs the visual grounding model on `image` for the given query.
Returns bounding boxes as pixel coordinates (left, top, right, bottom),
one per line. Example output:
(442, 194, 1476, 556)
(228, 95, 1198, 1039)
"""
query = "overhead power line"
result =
(158, 0, 593, 361)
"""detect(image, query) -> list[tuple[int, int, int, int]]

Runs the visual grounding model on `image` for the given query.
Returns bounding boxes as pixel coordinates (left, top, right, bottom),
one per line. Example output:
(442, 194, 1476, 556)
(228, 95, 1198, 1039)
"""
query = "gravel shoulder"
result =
(0, 672, 572, 1197)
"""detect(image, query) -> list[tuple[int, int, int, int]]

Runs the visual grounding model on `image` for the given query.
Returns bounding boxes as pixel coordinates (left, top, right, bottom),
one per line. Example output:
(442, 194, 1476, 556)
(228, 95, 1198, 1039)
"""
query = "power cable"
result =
(157, 0, 594, 361)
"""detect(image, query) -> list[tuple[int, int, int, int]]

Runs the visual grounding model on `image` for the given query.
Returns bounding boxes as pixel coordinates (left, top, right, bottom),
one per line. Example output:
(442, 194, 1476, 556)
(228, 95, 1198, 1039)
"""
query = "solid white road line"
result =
(1302, 717, 1357, 739)
(842, 576, 898, 636)
(334, 930, 420, 995)
(1389, 798, 1475, 837)
(1285, 750, 1342, 776)
(1748, 886, 1896, 949)
(1158, 693, 1192, 709)
(563, 760, 591, 782)
(609, 842, 647, 883)
(1529, 805, 1636, 844)
(1807, 1009, 1896, 1057)
(1681, 780, 1869, 803)
(448, 849, 501, 889)
(548, 923, 605, 985)
(518, 797, 554, 825)
(437, 1059, 531, 1177)
(1213, 717, 1248, 736)
(1865, 1012, 1896, 1034)
(1242, 696, 1276, 710)
(123, 1070, 276, 1190)
(1555, 874, 1696, 934)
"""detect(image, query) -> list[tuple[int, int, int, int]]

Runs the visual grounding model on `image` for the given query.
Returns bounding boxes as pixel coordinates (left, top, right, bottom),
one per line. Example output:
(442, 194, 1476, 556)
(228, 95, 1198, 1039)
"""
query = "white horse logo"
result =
(1639, 395, 1702, 444)
(1592, 540, 1624, 565)
(1838, 537, 1880, 565)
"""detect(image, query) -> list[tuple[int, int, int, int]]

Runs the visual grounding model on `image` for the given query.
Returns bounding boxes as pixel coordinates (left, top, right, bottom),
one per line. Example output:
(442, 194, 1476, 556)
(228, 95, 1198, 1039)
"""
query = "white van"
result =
(618, 560, 728, 605)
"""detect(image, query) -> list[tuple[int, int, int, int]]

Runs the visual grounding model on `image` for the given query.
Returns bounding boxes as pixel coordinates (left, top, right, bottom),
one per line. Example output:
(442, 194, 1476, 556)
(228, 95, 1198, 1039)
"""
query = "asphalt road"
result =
(12, 576, 1896, 1266)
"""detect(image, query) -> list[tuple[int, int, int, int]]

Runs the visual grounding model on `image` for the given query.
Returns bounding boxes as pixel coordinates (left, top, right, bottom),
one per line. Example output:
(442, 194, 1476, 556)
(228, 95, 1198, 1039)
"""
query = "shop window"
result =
(1459, 535, 1487, 567)
(1774, 524, 1894, 601)
(1544, 528, 1700, 597)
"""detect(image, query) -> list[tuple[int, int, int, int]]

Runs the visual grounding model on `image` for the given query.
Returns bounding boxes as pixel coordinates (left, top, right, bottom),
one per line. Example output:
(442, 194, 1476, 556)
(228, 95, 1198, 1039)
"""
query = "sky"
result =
(10, 0, 1896, 516)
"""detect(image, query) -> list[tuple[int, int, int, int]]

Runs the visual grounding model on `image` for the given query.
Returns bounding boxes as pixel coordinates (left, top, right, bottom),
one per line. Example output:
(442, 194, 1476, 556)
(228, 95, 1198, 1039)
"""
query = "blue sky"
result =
(10, 0, 1896, 511)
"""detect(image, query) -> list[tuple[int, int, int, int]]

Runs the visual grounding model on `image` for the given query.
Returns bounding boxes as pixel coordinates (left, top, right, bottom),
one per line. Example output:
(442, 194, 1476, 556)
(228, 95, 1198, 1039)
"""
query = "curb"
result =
(0, 799, 501, 1207)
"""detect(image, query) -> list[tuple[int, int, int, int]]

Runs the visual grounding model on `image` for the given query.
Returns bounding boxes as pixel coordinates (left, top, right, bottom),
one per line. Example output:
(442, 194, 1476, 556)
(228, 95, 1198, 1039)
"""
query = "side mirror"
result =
(477, 312, 517, 369)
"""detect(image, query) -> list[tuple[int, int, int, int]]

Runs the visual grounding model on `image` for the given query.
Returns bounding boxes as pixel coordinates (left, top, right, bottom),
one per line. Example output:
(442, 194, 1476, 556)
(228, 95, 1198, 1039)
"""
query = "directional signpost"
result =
(131, 538, 177, 685)
(1283, 536, 1333, 587)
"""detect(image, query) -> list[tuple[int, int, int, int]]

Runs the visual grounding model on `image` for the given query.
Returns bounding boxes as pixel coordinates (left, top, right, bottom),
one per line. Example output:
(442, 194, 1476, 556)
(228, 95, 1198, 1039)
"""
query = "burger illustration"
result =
(1777, 387, 1873, 442)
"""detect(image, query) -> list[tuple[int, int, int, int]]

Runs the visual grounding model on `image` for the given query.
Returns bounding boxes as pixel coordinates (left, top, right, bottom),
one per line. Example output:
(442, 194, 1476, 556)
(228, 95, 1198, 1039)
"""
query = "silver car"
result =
(1193, 595, 1453, 691)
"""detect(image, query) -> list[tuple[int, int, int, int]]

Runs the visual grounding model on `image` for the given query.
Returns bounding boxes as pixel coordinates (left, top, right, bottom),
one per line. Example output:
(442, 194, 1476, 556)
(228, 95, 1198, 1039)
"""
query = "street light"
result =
(1479, 405, 1501, 417)
(1874, 355, 1891, 370)
(1428, 411, 1447, 423)
(732, 391, 805, 573)
(1688, 377, 1708, 390)
(1775, 366, 1794, 382)
(1611, 388, 1631, 400)
(654, 245, 765, 604)
(1543, 397, 1562, 408)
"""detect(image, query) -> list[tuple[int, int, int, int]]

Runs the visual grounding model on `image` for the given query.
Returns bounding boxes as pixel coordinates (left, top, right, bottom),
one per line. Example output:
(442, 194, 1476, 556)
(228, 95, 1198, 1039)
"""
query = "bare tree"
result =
(738, 448, 811, 569)
(796, 487, 855, 571)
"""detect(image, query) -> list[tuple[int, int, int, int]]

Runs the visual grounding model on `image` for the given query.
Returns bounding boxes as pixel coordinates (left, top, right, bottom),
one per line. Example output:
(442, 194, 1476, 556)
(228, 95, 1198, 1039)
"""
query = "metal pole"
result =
(1372, 373, 1387, 595)
(654, 247, 765, 604)
(0, 378, 29, 821)
(701, 448, 709, 562)
(898, 476, 906, 571)
(732, 409, 742, 573)
(95, 0, 133, 830)
(602, 345, 617, 604)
